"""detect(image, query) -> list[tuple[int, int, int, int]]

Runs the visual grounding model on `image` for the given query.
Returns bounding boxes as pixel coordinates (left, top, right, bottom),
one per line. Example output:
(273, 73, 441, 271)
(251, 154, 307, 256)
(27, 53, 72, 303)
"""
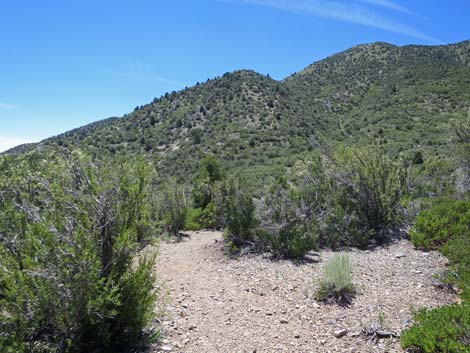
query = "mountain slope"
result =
(9, 40, 470, 184)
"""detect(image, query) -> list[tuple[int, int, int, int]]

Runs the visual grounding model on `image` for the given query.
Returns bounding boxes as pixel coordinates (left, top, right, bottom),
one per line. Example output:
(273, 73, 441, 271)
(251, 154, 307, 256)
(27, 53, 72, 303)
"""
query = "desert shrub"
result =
(410, 198, 470, 250)
(408, 158, 456, 201)
(405, 197, 470, 353)
(316, 253, 355, 305)
(269, 222, 318, 259)
(185, 207, 203, 230)
(191, 156, 227, 229)
(223, 179, 260, 252)
(161, 183, 189, 236)
(450, 112, 470, 169)
(0, 152, 158, 353)
(401, 304, 470, 353)
(440, 258, 470, 302)
(323, 202, 372, 249)
(326, 146, 408, 246)
(260, 167, 321, 259)
(411, 198, 470, 300)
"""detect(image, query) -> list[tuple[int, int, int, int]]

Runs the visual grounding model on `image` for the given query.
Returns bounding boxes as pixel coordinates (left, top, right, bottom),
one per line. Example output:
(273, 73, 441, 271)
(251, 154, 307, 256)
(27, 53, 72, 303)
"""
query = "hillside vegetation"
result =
(9, 40, 470, 187)
(2, 40, 470, 353)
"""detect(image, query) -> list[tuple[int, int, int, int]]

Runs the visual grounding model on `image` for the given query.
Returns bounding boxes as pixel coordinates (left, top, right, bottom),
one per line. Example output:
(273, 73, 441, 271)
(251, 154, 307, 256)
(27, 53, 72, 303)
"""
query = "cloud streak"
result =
(0, 102, 14, 109)
(358, 0, 418, 17)
(91, 65, 188, 87)
(236, 0, 441, 44)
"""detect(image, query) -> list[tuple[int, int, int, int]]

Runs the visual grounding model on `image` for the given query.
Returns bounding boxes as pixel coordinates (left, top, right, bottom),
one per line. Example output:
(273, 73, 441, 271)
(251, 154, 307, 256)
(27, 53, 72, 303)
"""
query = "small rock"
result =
(395, 253, 406, 258)
(160, 345, 173, 352)
(334, 329, 348, 338)
(280, 319, 289, 324)
(402, 318, 412, 326)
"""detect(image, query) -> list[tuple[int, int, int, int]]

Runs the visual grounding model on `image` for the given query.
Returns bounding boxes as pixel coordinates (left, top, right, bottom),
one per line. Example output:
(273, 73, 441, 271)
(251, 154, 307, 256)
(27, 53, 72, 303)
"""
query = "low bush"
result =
(410, 198, 470, 250)
(410, 198, 470, 298)
(269, 223, 318, 259)
(404, 197, 470, 352)
(161, 183, 189, 236)
(327, 146, 408, 246)
(401, 304, 470, 353)
(315, 253, 355, 305)
(223, 179, 260, 252)
(185, 207, 204, 230)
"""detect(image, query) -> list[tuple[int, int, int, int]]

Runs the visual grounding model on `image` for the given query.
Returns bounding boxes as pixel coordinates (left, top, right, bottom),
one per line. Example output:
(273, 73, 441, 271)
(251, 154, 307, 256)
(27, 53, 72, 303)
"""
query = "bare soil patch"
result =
(153, 230, 456, 353)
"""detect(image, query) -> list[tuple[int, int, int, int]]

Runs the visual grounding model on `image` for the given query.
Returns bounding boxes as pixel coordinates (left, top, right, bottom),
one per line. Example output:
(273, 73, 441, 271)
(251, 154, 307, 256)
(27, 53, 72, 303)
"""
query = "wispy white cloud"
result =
(0, 102, 15, 109)
(0, 136, 38, 152)
(91, 64, 188, 87)
(358, 0, 418, 17)
(234, 0, 441, 44)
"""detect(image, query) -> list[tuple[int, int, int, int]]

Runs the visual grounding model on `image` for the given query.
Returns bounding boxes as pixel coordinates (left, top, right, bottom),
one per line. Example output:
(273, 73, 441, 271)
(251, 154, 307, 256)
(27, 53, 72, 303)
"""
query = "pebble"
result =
(334, 329, 348, 338)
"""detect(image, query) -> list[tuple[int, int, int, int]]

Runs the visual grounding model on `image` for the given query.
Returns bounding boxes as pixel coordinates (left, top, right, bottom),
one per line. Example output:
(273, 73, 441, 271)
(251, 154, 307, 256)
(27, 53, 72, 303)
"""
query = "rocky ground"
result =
(151, 231, 456, 353)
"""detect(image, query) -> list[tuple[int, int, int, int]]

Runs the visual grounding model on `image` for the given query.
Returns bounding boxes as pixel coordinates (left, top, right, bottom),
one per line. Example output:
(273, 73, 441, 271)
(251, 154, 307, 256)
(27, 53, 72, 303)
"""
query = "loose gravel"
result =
(152, 231, 456, 353)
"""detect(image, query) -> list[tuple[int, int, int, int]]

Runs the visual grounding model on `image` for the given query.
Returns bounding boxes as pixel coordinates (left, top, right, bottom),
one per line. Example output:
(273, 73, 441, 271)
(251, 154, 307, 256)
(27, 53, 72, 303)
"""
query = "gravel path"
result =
(153, 230, 456, 353)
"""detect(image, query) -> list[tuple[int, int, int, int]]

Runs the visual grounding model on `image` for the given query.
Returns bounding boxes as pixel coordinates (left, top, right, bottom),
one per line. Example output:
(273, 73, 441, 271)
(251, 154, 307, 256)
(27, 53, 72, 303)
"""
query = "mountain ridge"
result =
(6, 40, 470, 185)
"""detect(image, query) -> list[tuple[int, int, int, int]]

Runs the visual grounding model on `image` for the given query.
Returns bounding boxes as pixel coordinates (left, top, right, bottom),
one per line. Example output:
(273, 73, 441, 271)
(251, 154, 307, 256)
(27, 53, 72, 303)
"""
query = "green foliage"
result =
(405, 197, 470, 353)
(189, 156, 228, 229)
(410, 198, 470, 250)
(410, 198, 470, 300)
(191, 128, 203, 144)
(269, 223, 318, 260)
(0, 151, 158, 353)
(199, 156, 224, 184)
(326, 146, 408, 246)
(185, 207, 204, 230)
(409, 157, 456, 199)
(316, 253, 356, 305)
(412, 151, 424, 165)
(401, 304, 470, 353)
(223, 179, 260, 252)
(12, 42, 470, 192)
(161, 183, 189, 236)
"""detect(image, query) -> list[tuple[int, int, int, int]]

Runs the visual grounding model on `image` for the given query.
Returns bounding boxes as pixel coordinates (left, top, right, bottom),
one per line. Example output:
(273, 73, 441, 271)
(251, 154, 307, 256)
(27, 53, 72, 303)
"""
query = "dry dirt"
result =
(152, 230, 456, 353)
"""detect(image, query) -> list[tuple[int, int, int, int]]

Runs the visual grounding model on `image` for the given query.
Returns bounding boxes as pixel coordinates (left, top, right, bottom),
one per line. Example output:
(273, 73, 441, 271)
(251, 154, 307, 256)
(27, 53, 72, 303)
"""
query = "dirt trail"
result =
(154, 230, 456, 353)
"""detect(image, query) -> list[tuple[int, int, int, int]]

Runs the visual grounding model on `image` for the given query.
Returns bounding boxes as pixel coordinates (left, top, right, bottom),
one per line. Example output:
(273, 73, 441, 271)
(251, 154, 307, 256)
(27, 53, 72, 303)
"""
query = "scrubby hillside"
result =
(8, 41, 470, 186)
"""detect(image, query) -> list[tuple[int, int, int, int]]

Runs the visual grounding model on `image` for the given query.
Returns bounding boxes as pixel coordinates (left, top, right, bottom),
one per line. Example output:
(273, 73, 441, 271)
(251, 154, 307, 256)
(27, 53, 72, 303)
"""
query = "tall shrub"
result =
(0, 151, 158, 353)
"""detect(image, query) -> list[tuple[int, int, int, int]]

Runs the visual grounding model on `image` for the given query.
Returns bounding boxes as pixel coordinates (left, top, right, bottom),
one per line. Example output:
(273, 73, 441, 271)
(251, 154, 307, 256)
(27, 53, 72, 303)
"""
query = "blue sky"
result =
(1, 0, 469, 151)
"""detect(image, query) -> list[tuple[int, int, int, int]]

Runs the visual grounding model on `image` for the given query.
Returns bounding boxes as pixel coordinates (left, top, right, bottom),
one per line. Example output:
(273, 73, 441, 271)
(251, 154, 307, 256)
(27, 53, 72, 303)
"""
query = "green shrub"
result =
(328, 146, 408, 245)
(316, 253, 355, 305)
(401, 304, 470, 353)
(185, 207, 203, 230)
(161, 183, 189, 236)
(223, 179, 259, 252)
(441, 232, 470, 301)
(405, 197, 470, 353)
(269, 223, 318, 259)
(0, 152, 158, 353)
(410, 198, 470, 250)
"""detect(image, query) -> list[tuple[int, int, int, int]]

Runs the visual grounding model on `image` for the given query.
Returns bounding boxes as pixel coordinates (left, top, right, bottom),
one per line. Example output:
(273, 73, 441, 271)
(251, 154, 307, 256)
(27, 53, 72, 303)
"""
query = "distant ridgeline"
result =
(7, 40, 470, 185)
